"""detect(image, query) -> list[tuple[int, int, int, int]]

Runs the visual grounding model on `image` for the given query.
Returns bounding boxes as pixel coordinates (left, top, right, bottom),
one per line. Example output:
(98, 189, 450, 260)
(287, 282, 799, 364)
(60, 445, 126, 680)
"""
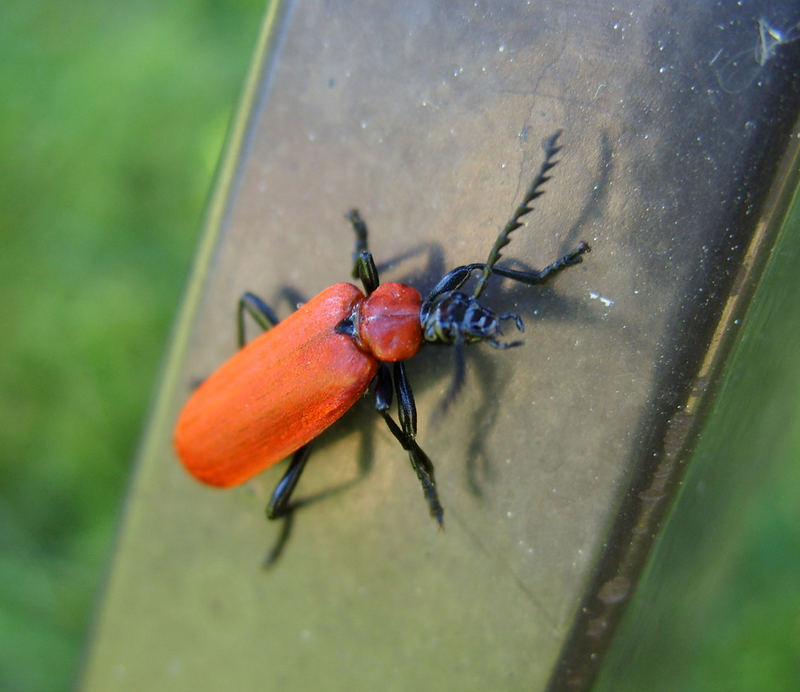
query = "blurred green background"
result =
(0, 1, 264, 690)
(1, 1, 798, 690)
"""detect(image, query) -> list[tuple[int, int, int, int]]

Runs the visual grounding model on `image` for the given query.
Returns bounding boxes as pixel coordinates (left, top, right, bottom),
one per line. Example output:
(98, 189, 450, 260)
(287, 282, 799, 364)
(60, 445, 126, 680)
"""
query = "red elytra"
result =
(174, 282, 422, 488)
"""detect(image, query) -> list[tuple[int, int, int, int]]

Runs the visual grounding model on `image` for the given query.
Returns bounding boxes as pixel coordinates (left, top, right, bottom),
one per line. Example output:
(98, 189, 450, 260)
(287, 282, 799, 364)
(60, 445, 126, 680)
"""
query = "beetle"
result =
(174, 131, 590, 563)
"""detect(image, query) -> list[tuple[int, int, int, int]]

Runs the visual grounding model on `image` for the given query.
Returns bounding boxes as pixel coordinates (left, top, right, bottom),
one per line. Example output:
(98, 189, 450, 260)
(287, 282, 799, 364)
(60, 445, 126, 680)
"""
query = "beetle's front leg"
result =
(490, 241, 590, 287)
(422, 263, 483, 304)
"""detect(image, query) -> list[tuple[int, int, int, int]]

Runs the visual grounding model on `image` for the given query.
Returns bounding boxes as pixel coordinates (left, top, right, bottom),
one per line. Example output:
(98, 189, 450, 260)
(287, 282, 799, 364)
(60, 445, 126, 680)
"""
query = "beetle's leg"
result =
(262, 443, 313, 566)
(375, 364, 444, 526)
(354, 250, 380, 295)
(485, 314, 524, 349)
(345, 209, 381, 295)
(266, 445, 312, 520)
(423, 241, 589, 308)
(422, 263, 483, 303)
(237, 292, 280, 347)
(498, 311, 525, 333)
(263, 511, 294, 568)
(490, 241, 590, 287)
(347, 209, 369, 268)
(486, 338, 524, 349)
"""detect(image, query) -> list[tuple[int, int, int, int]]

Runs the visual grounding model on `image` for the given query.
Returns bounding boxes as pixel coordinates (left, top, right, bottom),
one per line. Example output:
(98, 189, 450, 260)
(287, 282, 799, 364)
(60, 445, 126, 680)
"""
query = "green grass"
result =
(0, 1, 264, 689)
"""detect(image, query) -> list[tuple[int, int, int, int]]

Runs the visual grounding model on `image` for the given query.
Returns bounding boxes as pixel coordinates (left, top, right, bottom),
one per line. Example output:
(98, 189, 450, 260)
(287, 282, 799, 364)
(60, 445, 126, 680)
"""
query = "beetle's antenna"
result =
(473, 130, 562, 299)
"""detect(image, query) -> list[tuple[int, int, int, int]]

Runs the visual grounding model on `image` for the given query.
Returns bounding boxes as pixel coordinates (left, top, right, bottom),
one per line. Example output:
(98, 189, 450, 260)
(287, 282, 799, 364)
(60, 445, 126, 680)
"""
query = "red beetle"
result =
(174, 131, 589, 563)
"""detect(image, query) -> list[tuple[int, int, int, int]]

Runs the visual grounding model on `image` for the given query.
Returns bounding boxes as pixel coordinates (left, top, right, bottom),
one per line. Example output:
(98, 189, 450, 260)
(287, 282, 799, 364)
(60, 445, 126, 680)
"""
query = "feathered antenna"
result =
(472, 130, 562, 299)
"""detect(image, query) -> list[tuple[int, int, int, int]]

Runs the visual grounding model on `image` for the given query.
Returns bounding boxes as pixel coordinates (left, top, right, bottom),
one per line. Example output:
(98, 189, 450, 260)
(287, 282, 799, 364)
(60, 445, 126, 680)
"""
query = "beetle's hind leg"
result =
(237, 292, 280, 347)
(190, 293, 280, 391)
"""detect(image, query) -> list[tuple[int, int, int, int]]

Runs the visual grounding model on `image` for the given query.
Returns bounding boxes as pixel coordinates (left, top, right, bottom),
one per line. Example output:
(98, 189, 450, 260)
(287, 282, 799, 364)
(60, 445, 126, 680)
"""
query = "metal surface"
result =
(593, 183, 800, 690)
(81, 1, 800, 690)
